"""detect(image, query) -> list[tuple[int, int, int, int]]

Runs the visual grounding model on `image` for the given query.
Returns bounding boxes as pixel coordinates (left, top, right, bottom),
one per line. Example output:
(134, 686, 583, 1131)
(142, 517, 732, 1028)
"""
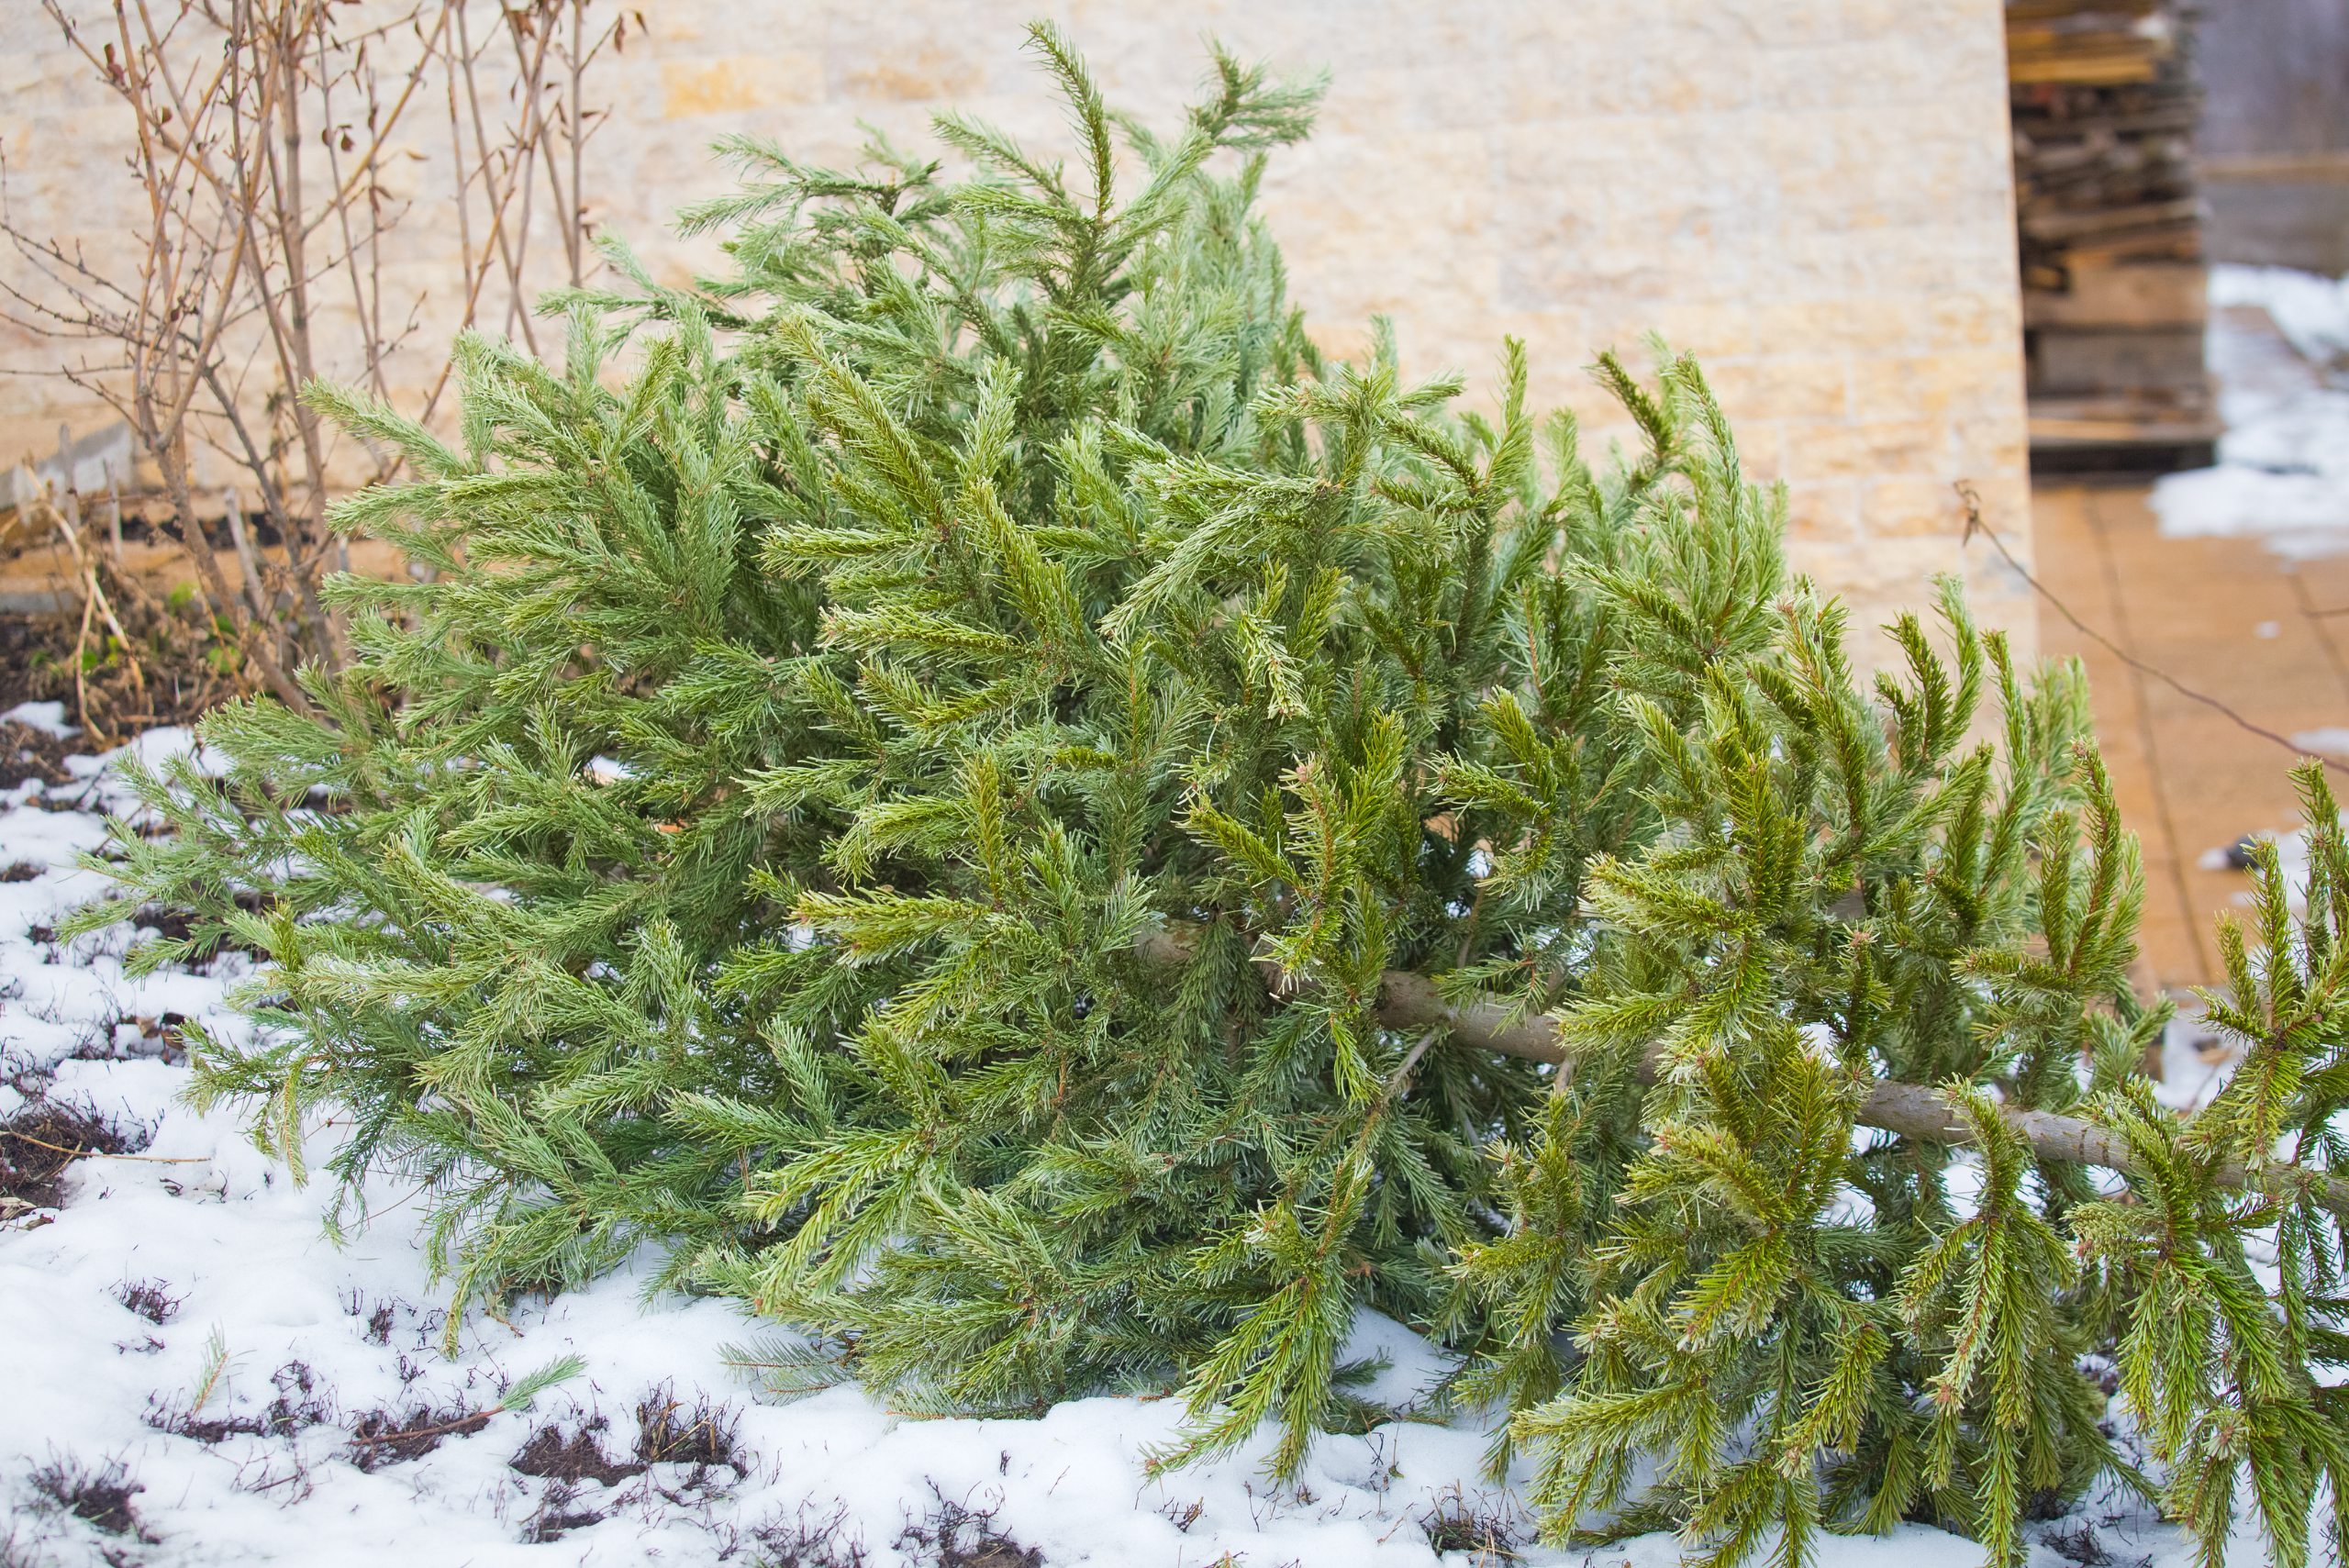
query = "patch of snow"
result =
(2213, 264, 2349, 367)
(2152, 264, 2349, 560)
(4, 699, 79, 739)
(2208, 811, 2348, 920)
(2291, 727, 2349, 758)
(1336, 1310, 1455, 1414)
(2154, 462, 2349, 559)
(2156, 1008, 2240, 1113)
(109, 724, 230, 778)
(0, 729, 2276, 1567)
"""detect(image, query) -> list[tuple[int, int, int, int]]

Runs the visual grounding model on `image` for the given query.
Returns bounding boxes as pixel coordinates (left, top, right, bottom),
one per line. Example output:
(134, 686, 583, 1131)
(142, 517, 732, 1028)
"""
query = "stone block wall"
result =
(0, 0, 2033, 662)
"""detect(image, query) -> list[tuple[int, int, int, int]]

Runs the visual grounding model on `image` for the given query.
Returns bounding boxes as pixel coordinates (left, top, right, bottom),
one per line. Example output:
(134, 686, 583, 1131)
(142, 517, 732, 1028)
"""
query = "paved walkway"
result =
(2032, 483, 2349, 994)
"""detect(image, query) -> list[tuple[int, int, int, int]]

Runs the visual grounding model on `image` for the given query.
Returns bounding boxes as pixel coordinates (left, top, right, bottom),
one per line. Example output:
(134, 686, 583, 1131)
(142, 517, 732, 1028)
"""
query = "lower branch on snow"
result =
(1141, 930, 2347, 1217)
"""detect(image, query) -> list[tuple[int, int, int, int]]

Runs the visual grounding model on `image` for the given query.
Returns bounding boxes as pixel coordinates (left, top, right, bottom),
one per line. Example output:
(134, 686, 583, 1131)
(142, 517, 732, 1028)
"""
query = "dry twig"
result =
(3, 2, 635, 699)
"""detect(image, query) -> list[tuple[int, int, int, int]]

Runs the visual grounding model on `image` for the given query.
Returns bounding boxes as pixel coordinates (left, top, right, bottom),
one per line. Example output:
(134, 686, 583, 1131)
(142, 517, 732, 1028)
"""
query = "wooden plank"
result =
(2014, 106, 2199, 139)
(2032, 328, 2207, 395)
(2029, 415, 2221, 443)
(2024, 262, 2207, 328)
(2009, 53, 2163, 86)
(2022, 198, 2203, 242)
(2054, 222, 2204, 266)
(2008, 0, 2158, 19)
(2028, 381, 2221, 446)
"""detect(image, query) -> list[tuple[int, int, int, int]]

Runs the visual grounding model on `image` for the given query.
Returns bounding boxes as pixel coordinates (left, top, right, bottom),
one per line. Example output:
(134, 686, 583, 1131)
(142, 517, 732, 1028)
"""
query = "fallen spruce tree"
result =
(79, 28, 2349, 1568)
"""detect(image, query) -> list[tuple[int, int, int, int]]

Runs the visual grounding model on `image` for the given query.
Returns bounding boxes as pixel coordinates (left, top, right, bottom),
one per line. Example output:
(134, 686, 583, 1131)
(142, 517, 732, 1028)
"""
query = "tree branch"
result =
(1137, 927, 2349, 1217)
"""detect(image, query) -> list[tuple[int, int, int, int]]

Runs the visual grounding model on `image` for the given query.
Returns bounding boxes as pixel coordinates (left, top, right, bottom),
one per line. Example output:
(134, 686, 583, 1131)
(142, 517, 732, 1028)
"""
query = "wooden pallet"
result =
(2009, 0, 2209, 467)
(2026, 390, 2221, 475)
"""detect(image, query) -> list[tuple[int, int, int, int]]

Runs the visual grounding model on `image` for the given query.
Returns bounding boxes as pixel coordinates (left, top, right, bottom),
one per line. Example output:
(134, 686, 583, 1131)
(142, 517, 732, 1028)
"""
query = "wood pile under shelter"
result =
(2009, 0, 2218, 473)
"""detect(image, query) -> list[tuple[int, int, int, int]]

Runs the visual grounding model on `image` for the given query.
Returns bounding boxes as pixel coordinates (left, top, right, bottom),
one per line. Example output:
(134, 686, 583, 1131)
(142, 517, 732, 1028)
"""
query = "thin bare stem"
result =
(9, 0, 621, 697)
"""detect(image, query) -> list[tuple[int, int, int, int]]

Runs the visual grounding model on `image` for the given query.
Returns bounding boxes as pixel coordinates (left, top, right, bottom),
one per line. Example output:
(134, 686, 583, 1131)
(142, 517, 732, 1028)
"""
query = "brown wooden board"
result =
(2032, 327, 2207, 395)
(2023, 261, 2208, 328)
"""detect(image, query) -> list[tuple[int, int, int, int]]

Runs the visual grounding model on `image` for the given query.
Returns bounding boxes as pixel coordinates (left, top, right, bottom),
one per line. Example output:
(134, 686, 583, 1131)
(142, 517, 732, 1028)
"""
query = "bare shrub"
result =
(2, 1, 637, 718)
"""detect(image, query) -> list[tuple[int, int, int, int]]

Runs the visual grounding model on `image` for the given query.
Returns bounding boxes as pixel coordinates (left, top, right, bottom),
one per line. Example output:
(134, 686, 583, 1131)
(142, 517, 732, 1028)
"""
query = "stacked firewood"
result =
(2009, 0, 2215, 458)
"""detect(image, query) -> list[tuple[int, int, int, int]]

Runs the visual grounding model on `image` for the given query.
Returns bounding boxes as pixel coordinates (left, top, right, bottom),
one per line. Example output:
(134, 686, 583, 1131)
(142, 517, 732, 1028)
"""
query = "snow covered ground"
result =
(2145, 263, 2349, 860)
(0, 711, 2258, 1566)
(2153, 264, 2349, 561)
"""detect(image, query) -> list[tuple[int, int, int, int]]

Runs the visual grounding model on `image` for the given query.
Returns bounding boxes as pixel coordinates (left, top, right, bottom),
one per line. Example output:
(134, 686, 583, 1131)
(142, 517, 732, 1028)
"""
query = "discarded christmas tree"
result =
(80, 27, 2349, 1568)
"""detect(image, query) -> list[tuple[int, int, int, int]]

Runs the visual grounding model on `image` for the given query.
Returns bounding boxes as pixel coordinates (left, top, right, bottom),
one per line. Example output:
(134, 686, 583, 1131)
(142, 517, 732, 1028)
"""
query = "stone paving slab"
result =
(2035, 481, 2349, 993)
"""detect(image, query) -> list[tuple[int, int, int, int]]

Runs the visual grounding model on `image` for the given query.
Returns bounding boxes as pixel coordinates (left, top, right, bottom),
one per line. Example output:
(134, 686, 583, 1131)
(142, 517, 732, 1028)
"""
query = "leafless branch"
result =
(5, 1, 631, 696)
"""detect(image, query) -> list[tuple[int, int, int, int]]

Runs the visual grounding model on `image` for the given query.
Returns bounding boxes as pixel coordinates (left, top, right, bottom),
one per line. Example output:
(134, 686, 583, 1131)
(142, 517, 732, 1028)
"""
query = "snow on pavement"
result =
(2152, 264, 2349, 561)
(0, 728, 2259, 1566)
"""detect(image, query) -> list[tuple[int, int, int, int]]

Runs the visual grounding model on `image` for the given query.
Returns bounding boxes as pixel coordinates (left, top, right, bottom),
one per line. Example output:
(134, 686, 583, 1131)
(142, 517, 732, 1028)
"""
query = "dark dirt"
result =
(1, 1100, 148, 1209)
(344, 1401, 493, 1471)
(511, 1424, 645, 1489)
(0, 719, 79, 790)
(28, 1456, 147, 1540)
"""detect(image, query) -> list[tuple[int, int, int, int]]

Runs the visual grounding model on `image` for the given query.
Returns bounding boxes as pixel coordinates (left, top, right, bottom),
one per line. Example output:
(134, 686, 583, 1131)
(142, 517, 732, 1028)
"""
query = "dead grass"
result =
(749, 1502, 870, 1568)
(895, 1485, 1043, 1568)
(1420, 1483, 1521, 1563)
(0, 1098, 147, 1209)
(522, 1479, 609, 1543)
(113, 1278, 181, 1326)
(27, 1453, 147, 1541)
(148, 1358, 335, 1445)
(362, 1303, 395, 1345)
(0, 718, 78, 791)
(0, 589, 243, 745)
(343, 1397, 490, 1472)
(634, 1385, 744, 1474)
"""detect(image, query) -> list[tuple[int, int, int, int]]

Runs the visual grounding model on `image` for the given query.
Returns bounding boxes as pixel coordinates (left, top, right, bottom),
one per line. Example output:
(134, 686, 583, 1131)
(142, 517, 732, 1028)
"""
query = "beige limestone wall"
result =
(0, 1, 2033, 662)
